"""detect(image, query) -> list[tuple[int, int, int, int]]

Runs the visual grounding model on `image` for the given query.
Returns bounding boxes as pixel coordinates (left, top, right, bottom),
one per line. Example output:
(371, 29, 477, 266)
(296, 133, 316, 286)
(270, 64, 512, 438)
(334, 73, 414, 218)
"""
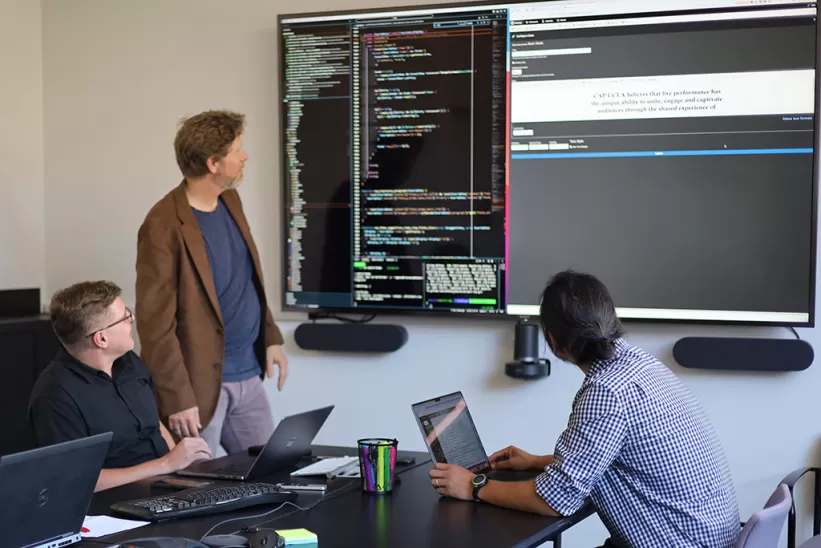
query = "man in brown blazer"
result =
(136, 110, 288, 455)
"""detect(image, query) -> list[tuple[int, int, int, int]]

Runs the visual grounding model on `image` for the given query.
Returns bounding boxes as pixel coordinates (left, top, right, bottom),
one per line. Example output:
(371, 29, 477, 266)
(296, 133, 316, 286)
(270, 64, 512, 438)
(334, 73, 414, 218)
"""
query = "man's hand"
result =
(266, 345, 289, 391)
(168, 406, 201, 439)
(489, 445, 539, 471)
(160, 437, 213, 474)
(429, 463, 476, 501)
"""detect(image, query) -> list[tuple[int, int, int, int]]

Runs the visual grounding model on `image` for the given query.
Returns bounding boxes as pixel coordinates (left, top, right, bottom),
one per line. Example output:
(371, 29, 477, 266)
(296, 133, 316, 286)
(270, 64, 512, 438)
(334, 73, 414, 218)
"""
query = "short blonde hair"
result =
(49, 281, 121, 347)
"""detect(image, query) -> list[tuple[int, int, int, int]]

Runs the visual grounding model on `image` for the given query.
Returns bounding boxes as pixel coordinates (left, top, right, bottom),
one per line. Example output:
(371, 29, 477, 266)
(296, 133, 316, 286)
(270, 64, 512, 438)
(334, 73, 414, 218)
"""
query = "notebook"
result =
(276, 528, 318, 546)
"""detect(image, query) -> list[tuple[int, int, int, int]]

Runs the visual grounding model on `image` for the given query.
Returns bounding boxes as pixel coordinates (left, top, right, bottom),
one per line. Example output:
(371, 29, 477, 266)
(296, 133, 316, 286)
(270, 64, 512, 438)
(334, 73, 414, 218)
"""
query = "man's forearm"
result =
(160, 422, 175, 450)
(478, 480, 561, 516)
(95, 458, 170, 492)
(533, 454, 554, 470)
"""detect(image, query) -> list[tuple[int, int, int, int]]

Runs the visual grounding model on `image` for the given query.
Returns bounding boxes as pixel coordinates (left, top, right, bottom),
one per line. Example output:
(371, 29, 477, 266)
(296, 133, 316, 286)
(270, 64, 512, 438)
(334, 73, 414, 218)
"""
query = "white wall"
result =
(0, 0, 45, 299)
(40, 1, 821, 546)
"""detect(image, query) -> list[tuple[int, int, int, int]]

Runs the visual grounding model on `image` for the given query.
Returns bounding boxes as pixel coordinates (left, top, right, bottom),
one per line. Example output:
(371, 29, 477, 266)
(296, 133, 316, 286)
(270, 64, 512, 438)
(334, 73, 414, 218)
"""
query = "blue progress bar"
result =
(511, 148, 814, 160)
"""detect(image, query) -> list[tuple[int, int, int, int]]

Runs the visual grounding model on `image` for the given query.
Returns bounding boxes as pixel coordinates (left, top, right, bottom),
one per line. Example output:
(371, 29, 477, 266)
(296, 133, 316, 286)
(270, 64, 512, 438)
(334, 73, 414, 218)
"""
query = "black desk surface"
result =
(80, 446, 594, 548)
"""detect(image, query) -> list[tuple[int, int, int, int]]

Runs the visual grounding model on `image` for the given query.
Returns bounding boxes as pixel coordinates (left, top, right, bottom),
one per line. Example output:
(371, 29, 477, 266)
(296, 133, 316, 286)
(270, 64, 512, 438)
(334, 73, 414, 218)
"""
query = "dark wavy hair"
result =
(539, 270, 625, 364)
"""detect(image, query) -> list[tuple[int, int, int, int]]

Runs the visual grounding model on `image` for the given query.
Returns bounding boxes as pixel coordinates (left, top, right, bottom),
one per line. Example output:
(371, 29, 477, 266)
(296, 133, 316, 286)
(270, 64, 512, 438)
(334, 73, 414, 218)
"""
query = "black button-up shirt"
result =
(29, 348, 169, 469)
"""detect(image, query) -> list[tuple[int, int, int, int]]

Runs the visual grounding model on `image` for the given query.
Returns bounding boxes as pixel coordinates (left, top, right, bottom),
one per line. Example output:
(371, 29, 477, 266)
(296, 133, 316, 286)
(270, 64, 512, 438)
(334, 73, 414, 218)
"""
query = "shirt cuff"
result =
(534, 468, 587, 516)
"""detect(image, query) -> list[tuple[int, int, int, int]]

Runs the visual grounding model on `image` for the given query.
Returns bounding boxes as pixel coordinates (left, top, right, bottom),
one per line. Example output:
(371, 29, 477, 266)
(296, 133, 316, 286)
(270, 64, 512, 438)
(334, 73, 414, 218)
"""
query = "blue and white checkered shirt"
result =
(535, 339, 740, 548)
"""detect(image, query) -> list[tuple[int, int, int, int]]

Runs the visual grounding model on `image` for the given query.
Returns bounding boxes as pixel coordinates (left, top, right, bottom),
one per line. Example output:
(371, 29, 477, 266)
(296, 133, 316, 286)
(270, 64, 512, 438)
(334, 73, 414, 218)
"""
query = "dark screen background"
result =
(507, 16, 817, 316)
(508, 155, 814, 312)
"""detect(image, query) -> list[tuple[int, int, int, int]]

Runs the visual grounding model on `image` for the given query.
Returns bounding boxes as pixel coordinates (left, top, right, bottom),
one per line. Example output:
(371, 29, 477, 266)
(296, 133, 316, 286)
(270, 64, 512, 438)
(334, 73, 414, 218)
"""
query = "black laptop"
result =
(176, 405, 334, 481)
(0, 432, 112, 548)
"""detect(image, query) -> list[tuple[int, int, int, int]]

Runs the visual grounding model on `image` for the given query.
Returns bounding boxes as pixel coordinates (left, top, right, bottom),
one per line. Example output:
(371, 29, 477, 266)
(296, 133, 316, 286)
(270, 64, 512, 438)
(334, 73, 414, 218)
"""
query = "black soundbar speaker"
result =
(673, 337, 814, 372)
(295, 323, 408, 353)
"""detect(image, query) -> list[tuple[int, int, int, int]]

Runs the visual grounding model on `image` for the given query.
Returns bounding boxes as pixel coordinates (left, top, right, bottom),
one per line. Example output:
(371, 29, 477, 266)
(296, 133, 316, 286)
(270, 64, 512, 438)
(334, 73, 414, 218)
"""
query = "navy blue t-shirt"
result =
(193, 199, 261, 382)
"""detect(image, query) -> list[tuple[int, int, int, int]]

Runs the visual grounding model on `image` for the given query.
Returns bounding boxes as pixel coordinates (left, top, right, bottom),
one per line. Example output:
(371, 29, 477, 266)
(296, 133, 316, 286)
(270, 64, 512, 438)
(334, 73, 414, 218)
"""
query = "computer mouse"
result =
(200, 534, 248, 548)
(119, 538, 208, 548)
(243, 529, 283, 548)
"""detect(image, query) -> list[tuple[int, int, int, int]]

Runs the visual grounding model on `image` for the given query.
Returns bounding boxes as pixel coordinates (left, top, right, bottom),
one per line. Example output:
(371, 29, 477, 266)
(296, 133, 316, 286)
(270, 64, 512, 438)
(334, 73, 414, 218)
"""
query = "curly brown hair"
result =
(174, 109, 246, 178)
(50, 281, 121, 348)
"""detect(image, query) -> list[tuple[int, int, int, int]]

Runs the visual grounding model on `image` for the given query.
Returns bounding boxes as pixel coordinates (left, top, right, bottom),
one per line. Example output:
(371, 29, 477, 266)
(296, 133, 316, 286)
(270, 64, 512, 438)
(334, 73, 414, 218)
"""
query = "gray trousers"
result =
(199, 376, 275, 455)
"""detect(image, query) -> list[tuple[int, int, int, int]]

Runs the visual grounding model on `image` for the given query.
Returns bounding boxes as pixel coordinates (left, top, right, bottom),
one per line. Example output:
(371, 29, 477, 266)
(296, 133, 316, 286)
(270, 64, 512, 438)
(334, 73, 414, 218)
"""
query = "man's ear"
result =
(547, 332, 570, 361)
(206, 156, 219, 175)
(91, 331, 107, 349)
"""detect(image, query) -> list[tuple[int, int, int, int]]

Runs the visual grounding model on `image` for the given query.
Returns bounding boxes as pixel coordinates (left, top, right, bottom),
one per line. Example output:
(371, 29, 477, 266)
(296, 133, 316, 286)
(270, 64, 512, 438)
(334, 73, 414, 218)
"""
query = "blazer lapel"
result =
(221, 190, 265, 283)
(173, 183, 224, 326)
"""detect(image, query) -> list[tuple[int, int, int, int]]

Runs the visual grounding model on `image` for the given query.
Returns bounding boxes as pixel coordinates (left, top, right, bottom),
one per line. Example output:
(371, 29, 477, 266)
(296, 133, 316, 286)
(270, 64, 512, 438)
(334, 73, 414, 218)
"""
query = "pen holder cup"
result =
(357, 438, 398, 494)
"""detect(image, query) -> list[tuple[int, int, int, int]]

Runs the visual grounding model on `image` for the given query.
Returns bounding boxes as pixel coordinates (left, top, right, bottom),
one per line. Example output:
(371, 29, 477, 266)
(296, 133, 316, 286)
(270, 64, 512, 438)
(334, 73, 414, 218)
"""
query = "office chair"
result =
(735, 483, 792, 548)
(781, 467, 821, 548)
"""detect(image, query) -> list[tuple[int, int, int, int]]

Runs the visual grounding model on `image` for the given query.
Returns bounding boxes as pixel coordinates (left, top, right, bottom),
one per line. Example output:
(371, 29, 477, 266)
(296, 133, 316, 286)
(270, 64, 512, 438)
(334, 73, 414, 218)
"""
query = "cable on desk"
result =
(243, 481, 360, 532)
(201, 460, 431, 539)
(199, 502, 289, 541)
(200, 481, 360, 540)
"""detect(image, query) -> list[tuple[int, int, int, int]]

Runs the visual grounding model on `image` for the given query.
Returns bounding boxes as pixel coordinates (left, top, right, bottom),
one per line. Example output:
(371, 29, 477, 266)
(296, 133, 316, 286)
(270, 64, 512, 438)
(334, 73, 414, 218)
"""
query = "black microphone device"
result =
(505, 319, 550, 380)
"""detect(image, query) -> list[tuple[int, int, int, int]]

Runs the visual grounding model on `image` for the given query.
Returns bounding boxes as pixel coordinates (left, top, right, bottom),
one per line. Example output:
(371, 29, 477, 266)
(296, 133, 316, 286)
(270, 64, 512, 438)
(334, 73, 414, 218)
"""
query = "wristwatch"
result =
(472, 473, 489, 501)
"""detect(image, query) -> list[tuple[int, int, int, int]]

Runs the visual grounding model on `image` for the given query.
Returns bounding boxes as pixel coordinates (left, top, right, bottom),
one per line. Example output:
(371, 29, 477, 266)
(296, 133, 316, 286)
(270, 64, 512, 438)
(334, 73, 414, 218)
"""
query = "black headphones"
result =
(117, 538, 208, 548)
(121, 527, 283, 548)
(201, 528, 284, 548)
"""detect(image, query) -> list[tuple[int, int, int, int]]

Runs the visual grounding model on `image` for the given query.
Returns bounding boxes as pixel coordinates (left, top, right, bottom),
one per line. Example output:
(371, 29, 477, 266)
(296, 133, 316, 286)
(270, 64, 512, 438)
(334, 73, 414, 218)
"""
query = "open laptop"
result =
(177, 405, 334, 481)
(412, 392, 521, 479)
(0, 432, 112, 548)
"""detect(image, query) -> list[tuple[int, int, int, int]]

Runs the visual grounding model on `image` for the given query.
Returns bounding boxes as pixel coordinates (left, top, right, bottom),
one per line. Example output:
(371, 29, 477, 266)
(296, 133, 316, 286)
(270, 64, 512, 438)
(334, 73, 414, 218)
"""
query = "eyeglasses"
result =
(86, 307, 133, 338)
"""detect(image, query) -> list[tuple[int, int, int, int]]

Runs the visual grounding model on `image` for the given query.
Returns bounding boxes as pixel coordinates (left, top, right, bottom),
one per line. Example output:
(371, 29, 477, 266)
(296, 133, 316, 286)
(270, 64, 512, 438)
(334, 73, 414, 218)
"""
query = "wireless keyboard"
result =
(110, 483, 297, 521)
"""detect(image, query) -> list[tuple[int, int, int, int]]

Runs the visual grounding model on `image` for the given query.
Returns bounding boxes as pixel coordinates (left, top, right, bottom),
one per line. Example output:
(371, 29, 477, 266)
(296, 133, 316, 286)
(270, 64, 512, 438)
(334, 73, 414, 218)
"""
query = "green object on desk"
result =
(276, 528, 318, 545)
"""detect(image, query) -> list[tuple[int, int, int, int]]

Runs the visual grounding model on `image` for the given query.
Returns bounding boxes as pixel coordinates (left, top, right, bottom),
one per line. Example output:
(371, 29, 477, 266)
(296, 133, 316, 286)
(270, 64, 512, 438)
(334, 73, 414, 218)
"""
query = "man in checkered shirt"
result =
(430, 270, 740, 547)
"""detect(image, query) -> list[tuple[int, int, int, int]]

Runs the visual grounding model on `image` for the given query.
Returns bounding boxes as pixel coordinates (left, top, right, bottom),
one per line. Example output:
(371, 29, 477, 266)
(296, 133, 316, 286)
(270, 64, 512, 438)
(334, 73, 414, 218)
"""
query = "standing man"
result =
(136, 109, 288, 455)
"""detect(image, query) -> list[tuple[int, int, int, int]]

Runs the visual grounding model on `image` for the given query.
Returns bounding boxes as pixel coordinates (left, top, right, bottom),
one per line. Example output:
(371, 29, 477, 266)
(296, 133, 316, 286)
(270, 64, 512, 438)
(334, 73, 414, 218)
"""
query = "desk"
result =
(81, 446, 594, 548)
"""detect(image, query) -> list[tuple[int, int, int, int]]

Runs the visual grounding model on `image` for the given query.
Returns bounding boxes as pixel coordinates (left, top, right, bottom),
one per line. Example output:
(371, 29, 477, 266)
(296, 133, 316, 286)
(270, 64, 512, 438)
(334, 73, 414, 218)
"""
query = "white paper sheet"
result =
(81, 515, 149, 538)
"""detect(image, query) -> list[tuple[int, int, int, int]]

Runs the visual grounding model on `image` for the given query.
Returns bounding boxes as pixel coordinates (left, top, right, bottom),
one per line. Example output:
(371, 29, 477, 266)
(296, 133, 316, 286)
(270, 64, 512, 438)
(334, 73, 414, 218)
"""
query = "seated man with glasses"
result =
(29, 281, 213, 491)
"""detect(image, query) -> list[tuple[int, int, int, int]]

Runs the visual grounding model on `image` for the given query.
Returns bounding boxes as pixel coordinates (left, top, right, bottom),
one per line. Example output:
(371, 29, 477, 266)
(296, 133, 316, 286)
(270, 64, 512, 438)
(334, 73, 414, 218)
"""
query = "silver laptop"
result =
(411, 391, 493, 474)
(177, 406, 334, 481)
(0, 432, 112, 548)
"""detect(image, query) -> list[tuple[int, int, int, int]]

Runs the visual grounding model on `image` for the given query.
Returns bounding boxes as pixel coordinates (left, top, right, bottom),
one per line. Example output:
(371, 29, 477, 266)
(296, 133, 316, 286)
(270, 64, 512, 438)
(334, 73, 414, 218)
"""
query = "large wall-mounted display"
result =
(280, 0, 818, 326)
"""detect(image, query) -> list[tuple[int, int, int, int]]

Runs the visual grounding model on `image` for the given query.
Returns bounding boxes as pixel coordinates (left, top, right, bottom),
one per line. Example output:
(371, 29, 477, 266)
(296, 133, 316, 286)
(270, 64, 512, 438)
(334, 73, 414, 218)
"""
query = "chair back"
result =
(736, 484, 793, 548)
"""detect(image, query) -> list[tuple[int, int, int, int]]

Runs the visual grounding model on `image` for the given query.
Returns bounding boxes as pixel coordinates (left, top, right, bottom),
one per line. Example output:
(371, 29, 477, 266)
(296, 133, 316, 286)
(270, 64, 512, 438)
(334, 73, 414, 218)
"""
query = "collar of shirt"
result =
(55, 346, 133, 384)
(584, 338, 631, 380)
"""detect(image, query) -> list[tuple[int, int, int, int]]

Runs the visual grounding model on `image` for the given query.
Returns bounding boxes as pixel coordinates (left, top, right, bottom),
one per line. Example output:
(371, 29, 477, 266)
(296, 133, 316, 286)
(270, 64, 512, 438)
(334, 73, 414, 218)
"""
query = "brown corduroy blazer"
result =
(135, 182, 283, 428)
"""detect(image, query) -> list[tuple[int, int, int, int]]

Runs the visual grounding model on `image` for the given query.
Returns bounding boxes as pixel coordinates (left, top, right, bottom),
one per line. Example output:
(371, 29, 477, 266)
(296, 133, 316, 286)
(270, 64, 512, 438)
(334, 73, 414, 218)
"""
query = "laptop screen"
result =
(411, 392, 490, 474)
(0, 432, 111, 548)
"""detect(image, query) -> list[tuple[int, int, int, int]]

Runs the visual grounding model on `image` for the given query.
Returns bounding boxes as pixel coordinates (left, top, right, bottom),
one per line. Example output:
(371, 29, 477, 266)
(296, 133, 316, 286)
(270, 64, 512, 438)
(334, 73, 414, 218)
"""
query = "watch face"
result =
(472, 474, 487, 486)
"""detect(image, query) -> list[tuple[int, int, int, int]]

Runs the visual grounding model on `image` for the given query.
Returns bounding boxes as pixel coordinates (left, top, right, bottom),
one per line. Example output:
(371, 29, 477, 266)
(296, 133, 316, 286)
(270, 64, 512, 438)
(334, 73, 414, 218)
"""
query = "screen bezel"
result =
(410, 391, 492, 474)
(277, 0, 819, 327)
